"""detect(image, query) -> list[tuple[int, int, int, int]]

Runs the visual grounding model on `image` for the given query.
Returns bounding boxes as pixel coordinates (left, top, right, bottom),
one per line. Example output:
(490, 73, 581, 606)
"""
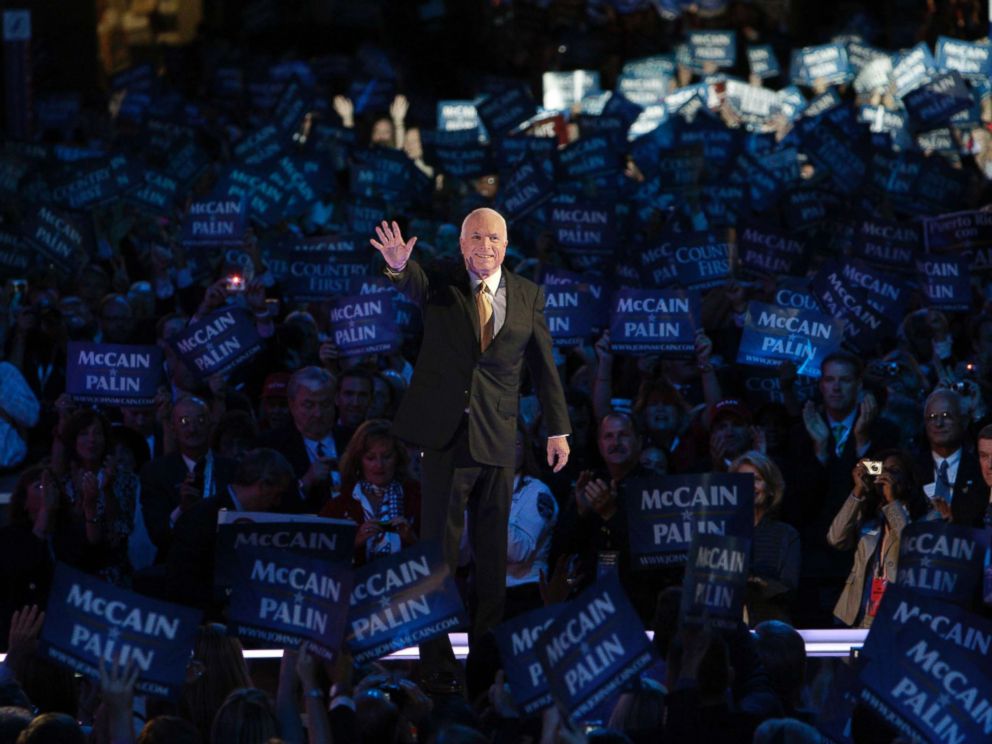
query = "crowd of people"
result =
(1, 0, 992, 741)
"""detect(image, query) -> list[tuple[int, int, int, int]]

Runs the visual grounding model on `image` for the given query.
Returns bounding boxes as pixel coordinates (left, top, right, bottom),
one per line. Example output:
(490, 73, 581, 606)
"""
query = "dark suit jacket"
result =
(164, 491, 236, 612)
(915, 448, 987, 528)
(255, 426, 330, 513)
(388, 260, 570, 465)
(139, 452, 239, 559)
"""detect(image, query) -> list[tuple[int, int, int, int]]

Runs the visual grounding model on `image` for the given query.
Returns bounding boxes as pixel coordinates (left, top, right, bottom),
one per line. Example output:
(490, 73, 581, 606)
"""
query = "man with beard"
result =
(551, 411, 676, 620)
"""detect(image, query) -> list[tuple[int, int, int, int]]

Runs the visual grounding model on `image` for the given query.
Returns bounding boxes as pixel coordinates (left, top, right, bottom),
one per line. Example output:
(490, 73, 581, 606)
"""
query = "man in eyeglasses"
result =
(918, 388, 986, 527)
(138, 395, 239, 563)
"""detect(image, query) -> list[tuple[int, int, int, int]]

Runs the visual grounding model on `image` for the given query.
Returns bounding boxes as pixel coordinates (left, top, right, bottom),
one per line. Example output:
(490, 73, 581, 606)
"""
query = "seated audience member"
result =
(165, 448, 295, 611)
(139, 396, 238, 562)
(752, 621, 813, 722)
(333, 366, 375, 454)
(917, 388, 987, 526)
(179, 624, 253, 743)
(828, 450, 927, 628)
(13, 713, 85, 744)
(210, 688, 279, 744)
(730, 452, 801, 625)
(607, 678, 666, 744)
(503, 423, 558, 619)
(691, 399, 758, 473)
(321, 419, 419, 564)
(257, 365, 340, 512)
(53, 409, 135, 585)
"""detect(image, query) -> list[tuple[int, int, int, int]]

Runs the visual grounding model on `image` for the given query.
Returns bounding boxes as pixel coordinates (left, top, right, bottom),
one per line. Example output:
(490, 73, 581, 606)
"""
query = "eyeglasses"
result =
(925, 411, 956, 424)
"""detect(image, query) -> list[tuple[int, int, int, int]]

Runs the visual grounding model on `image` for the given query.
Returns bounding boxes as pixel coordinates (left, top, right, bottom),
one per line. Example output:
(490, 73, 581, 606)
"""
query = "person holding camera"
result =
(320, 418, 419, 565)
(827, 451, 928, 628)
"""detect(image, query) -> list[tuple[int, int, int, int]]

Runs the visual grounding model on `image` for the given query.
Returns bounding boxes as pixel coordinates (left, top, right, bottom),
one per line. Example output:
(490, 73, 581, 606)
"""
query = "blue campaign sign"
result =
(701, 183, 747, 227)
(126, 169, 180, 214)
(838, 259, 909, 317)
(182, 196, 247, 248)
(935, 36, 992, 81)
(350, 148, 422, 202)
(748, 44, 780, 78)
(549, 200, 614, 255)
(687, 30, 736, 69)
(902, 71, 973, 130)
(792, 43, 851, 86)
(476, 85, 538, 137)
(345, 541, 467, 664)
(616, 74, 667, 108)
(680, 534, 750, 631)
(227, 545, 353, 659)
(347, 276, 420, 332)
(215, 512, 357, 600)
(496, 135, 556, 170)
(66, 343, 163, 406)
(924, 209, 992, 254)
(347, 199, 388, 235)
(537, 573, 654, 721)
(558, 135, 620, 181)
(543, 282, 598, 347)
(170, 307, 262, 380)
(651, 231, 731, 290)
(737, 301, 844, 377)
(492, 604, 561, 715)
(38, 563, 201, 699)
(916, 254, 970, 311)
(542, 70, 601, 111)
(233, 124, 284, 167)
(892, 42, 938, 98)
(328, 292, 401, 357)
(212, 167, 286, 230)
(498, 159, 555, 219)
(609, 288, 698, 355)
(437, 100, 483, 134)
(897, 522, 989, 607)
(858, 618, 992, 744)
(426, 129, 493, 180)
(738, 223, 807, 277)
(0, 228, 32, 279)
(623, 473, 754, 567)
(21, 204, 86, 271)
(51, 159, 125, 211)
(851, 219, 920, 270)
(281, 250, 371, 302)
(798, 116, 867, 193)
(808, 265, 889, 354)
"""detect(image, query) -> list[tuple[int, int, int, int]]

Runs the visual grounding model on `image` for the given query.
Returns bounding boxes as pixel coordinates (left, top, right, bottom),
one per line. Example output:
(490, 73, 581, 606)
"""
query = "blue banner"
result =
(809, 265, 889, 353)
(345, 542, 467, 664)
(792, 43, 851, 85)
(738, 223, 807, 276)
(902, 71, 973, 130)
(838, 259, 909, 317)
(924, 209, 992, 254)
(737, 301, 844, 377)
(436, 100, 483, 133)
(623, 473, 754, 567)
(549, 200, 614, 255)
(21, 204, 85, 271)
(425, 129, 493, 180)
(747, 44, 780, 78)
(476, 85, 538, 137)
(645, 231, 731, 290)
(498, 159, 554, 219)
(38, 563, 201, 699)
(773, 279, 821, 313)
(859, 617, 992, 744)
(680, 534, 750, 630)
(182, 196, 247, 248)
(897, 522, 989, 607)
(935, 36, 992, 81)
(543, 282, 598, 347)
(328, 293, 401, 357)
(66, 343, 163, 406)
(126, 168, 180, 214)
(688, 30, 736, 69)
(496, 135, 556, 170)
(557, 135, 619, 180)
(892, 43, 938, 97)
(282, 252, 370, 303)
(916, 254, 970, 311)
(851, 219, 920, 270)
(542, 70, 601, 111)
(233, 124, 284, 167)
(51, 158, 127, 211)
(492, 604, 560, 715)
(215, 512, 358, 599)
(347, 276, 420, 333)
(227, 546, 353, 659)
(0, 227, 31, 279)
(537, 574, 654, 721)
(350, 148, 423, 203)
(170, 307, 262, 379)
(609, 288, 698, 355)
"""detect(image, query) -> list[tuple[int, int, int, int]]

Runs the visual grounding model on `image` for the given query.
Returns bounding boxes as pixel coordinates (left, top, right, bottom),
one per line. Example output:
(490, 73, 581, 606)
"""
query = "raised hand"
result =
(370, 220, 417, 271)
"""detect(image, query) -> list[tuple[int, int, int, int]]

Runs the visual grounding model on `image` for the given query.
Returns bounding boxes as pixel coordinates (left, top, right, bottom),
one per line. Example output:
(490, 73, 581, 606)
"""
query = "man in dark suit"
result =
(138, 395, 238, 562)
(919, 388, 987, 527)
(164, 447, 296, 613)
(256, 365, 340, 513)
(371, 211, 571, 685)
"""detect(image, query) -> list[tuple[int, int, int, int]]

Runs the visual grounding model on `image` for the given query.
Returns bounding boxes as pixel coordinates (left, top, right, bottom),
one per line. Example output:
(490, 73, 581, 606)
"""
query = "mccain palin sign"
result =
(624, 472, 754, 567)
(66, 342, 163, 406)
(492, 604, 560, 716)
(608, 288, 699, 355)
(38, 563, 201, 699)
(737, 301, 844, 378)
(170, 307, 263, 379)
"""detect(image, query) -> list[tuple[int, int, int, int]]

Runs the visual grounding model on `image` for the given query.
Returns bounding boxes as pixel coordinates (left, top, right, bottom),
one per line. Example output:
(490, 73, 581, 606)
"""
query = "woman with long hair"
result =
(320, 418, 419, 564)
(179, 623, 253, 742)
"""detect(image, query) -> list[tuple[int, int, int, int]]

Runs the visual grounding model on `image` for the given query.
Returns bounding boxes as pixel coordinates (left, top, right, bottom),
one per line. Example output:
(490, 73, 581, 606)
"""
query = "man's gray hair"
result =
(460, 208, 507, 239)
(287, 366, 335, 401)
(924, 387, 963, 417)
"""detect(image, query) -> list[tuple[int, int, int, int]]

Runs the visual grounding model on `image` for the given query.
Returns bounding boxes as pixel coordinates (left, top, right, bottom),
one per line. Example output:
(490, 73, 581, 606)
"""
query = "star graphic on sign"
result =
(205, 342, 214, 353)
(937, 693, 951, 708)
(349, 321, 355, 329)
(920, 555, 932, 569)
(580, 642, 590, 656)
(683, 509, 694, 521)
(109, 368, 117, 377)
(293, 591, 304, 604)
(108, 626, 121, 641)
(378, 596, 391, 610)
(648, 314, 656, 322)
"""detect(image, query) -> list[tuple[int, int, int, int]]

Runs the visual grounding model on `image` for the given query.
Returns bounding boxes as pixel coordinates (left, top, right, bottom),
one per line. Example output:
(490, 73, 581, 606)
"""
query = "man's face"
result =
(643, 403, 680, 436)
(597, 416, 639, 467)
(460, 210, 508, 279)
(101, 299, 134, 343)
(710, 416, 751, 462)
(925, 394, 964, 452)
(172, 399, 209, 454)
(978, 438, 992, 487)
(121, 406, 155, 435)
(289, 383, 335, 440)
(819, 361, 860, 416)
(336, 376, 372, 427)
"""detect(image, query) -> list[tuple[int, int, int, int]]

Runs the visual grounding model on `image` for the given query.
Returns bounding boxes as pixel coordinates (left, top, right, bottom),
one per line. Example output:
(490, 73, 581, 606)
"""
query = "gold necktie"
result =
(477, 283, 494, 351)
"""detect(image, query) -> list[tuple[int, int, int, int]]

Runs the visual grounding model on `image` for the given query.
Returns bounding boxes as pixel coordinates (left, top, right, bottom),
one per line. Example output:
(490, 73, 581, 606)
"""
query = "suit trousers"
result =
(418, 416, 513, 677)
